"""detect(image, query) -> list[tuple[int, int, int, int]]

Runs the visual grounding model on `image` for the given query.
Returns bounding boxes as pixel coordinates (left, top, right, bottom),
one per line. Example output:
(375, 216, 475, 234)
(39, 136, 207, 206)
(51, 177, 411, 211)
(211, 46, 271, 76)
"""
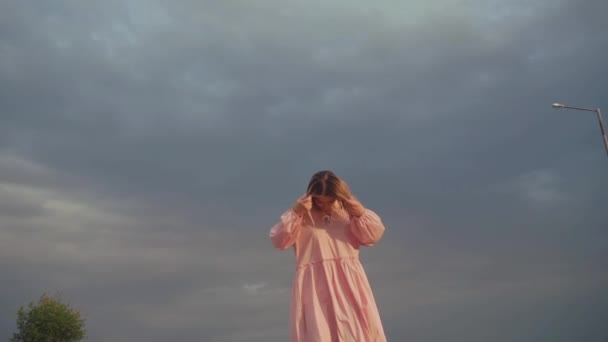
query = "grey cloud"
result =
(3, 0, 604, 206)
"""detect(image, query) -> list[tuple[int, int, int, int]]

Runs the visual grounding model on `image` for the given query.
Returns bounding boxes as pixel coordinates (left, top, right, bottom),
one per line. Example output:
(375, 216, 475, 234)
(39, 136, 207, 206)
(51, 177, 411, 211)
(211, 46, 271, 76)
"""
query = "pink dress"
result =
(269, 207, 387, 342)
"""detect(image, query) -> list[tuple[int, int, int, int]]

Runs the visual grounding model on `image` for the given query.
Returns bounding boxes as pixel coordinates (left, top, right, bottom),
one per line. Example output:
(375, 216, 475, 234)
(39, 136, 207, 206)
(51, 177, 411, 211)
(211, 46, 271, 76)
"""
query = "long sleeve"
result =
(269, 209, 303, 250)
(349, 208, 386, 246)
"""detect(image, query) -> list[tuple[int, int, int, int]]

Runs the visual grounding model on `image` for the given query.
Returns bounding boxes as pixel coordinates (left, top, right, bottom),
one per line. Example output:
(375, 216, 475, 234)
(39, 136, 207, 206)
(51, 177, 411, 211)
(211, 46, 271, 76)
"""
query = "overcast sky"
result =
(1, 0, 607, 341)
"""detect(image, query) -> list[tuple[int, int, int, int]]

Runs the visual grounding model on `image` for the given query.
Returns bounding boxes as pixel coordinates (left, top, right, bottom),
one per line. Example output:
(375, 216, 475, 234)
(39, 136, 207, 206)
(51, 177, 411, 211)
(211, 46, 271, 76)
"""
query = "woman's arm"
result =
(269, 209, 304, 250)
(343, 198, 386, 246)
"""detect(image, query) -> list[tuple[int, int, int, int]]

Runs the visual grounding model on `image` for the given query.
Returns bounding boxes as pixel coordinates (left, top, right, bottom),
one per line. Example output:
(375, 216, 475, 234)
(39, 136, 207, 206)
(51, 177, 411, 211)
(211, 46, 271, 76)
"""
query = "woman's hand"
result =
(292, 194, 312, 216)
(342, 197, 366, 218)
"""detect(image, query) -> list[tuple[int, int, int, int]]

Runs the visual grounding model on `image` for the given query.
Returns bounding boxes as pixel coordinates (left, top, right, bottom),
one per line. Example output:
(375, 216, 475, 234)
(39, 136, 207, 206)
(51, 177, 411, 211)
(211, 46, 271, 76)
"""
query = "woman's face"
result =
(312, 195, 337, 214)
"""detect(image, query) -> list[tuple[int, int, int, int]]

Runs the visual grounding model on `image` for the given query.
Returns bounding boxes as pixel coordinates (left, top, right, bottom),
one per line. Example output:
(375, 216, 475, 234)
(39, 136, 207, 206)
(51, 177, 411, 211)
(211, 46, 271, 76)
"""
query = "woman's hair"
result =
(305, 170, 352, 200)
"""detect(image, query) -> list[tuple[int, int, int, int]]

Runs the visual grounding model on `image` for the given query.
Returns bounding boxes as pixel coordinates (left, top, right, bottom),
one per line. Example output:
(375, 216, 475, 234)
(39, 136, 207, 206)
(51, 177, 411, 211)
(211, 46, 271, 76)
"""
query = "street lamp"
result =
(552, 102, 608, 157)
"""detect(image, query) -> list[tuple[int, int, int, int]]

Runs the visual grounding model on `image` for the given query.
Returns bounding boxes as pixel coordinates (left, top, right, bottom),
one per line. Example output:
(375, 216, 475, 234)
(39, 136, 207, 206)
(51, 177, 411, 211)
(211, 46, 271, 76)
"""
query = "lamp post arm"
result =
(561, 105, 597, 112)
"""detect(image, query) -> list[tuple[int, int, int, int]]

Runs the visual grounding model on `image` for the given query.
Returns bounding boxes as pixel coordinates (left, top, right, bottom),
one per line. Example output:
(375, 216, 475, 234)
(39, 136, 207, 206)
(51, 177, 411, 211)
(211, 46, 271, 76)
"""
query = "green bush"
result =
(11, 292, 86, 342)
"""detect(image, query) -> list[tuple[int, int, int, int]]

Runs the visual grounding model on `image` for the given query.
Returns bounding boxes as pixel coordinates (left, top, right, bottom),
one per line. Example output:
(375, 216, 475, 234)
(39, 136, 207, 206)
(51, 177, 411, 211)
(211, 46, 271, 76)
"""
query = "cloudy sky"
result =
(1, 0, 607, 341)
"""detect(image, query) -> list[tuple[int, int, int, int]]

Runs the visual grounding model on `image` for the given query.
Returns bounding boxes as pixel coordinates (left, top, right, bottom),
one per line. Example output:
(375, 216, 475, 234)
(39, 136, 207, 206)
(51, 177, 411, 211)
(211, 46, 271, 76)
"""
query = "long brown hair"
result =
(305, 170, 353, 202)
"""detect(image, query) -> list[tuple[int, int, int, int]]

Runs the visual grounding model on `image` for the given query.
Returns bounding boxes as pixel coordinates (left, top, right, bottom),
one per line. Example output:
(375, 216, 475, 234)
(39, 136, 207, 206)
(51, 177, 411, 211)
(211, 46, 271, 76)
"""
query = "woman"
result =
(269, 170, 387, 342)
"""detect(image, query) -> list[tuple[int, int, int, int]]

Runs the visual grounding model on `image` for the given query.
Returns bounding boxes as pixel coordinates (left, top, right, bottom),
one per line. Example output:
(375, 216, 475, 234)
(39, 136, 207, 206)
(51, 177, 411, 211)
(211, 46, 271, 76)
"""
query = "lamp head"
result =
(552, 103, 565, 109)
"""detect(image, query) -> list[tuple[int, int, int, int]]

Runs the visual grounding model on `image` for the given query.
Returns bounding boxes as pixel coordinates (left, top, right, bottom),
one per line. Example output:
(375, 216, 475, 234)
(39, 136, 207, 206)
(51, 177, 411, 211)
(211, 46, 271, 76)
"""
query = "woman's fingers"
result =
(298, 195, 312, 210)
